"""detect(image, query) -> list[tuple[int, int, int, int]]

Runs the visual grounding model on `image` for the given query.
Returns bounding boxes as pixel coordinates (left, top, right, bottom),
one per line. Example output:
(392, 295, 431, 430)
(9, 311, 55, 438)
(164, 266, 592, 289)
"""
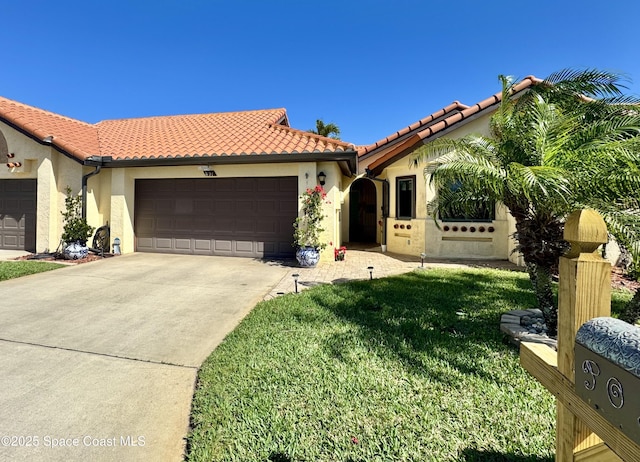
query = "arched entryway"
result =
(349, 178, 377, 243)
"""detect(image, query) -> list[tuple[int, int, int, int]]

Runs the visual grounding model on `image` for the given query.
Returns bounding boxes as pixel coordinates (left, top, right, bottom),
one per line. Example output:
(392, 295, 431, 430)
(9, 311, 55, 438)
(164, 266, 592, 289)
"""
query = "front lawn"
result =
(0, 260, 65, 281)
(187, 268, 632, 462)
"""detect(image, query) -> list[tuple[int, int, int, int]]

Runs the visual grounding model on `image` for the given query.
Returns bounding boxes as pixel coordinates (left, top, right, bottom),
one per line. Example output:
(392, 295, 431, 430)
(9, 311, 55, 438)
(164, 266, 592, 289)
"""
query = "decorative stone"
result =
(501, 314, 521, 324)
(500, 309, 558, 350)
(508, 310, 533, 317)
(500, 323, 529, 337)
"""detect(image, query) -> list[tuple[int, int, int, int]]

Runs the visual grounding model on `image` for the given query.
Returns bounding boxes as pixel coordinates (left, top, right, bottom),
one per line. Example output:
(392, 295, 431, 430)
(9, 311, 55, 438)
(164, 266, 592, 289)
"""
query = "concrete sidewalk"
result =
(265, 247, 519, 299)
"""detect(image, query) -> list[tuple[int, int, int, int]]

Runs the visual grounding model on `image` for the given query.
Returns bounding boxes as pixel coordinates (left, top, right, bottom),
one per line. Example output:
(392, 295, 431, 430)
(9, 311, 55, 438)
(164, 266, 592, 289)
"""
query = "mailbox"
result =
(575, 317, 640, 445)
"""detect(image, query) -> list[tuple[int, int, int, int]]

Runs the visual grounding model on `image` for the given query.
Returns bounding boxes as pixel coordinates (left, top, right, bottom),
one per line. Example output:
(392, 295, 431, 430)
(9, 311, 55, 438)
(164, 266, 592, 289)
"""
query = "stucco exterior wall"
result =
(366, 111, 515, 260)
(87, 161, 345, 260)
(0, 122, 83, 253)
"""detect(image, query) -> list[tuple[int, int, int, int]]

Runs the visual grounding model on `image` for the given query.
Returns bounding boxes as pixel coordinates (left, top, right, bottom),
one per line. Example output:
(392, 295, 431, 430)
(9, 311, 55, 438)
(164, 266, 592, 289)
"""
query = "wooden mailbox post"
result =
(520, 209, 640, 461)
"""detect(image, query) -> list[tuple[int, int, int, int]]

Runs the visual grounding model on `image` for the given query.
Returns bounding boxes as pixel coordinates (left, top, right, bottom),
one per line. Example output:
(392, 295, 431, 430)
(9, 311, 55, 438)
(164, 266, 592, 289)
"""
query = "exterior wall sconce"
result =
(317, 171, 326, 186)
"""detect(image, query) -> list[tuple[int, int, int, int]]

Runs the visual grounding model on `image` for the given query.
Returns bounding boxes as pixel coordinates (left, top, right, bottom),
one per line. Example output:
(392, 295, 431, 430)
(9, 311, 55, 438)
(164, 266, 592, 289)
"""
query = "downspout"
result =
(365, 169, 389, 246)
(82, 166, 101, 220)
(81, 156, 112, 220)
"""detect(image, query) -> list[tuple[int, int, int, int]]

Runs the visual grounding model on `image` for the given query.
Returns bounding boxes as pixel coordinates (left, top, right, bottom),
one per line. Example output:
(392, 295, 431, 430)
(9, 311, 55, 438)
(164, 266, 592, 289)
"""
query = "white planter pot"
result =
(63, 241, 89, 260)
(296, 246, 320, 267)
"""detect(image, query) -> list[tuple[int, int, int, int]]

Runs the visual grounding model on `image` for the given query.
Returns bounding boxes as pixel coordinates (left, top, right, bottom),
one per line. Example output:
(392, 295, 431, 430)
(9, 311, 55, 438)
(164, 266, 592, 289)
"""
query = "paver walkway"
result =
(265, 246, 520, 299)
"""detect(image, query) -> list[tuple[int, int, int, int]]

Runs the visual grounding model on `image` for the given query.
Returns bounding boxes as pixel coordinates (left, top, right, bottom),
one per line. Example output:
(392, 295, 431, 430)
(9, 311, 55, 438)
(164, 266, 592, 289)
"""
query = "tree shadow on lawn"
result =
(308, 269, 536, 384)
(459, 447, 553, 462)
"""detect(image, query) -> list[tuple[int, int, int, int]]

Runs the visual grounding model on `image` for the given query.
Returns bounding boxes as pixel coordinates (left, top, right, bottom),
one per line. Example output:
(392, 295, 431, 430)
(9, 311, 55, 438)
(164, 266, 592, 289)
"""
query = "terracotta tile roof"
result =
(358, 101, 469, 157)
(0, 97, 355, 163)
(96, 110, 354, 160)
(365, 76, 542, 174)
(0, 96, 100, 159)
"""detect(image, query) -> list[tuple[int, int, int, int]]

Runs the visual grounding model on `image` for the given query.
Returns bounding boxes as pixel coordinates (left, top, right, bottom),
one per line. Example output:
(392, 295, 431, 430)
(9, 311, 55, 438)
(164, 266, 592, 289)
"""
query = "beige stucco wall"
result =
(358, 112, 520, 261)
(0, 122, 83, 253)
(86, 161, 345, 261)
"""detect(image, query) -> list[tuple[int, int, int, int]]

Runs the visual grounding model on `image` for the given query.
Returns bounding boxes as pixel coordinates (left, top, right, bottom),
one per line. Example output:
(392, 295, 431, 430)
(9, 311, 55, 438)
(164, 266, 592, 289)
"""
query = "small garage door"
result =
(0, 179, 37, 251)
(134, 177, 298, 258)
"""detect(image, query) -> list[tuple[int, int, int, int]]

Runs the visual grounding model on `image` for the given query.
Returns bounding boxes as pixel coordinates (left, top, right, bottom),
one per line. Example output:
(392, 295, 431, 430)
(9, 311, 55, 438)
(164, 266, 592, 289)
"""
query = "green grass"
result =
(0, 260, 65, 281)
(187, 268, 634, 462)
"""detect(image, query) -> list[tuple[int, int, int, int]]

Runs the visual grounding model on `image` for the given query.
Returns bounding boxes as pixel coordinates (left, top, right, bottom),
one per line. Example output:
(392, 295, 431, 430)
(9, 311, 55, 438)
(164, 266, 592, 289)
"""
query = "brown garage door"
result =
(134, 177, 298, 258)
(0, 179, 37, 251)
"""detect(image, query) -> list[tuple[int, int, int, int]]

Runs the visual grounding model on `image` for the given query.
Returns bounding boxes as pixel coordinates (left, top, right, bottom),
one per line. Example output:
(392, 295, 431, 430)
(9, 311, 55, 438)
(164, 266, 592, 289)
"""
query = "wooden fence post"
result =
(556, 210, 613, 460)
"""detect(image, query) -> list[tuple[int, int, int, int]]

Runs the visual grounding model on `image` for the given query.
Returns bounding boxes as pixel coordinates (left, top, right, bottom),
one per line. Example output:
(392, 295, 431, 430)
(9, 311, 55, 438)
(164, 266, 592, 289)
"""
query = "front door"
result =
(349, 179, 377, 243)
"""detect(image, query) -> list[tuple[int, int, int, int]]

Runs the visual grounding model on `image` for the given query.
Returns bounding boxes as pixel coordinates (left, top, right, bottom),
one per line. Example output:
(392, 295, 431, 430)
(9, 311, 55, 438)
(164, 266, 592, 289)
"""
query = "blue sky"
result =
(2, 1, 639, 146)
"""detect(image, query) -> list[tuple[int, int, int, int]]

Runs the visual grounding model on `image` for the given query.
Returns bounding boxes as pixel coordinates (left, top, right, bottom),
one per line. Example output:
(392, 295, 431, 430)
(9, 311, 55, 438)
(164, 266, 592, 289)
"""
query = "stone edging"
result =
(500, 308, 557, 350)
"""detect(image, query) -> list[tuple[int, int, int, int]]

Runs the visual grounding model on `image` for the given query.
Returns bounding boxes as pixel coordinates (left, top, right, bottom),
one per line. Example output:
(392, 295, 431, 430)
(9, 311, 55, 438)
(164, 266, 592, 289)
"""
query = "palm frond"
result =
(542, 68, 629, 99)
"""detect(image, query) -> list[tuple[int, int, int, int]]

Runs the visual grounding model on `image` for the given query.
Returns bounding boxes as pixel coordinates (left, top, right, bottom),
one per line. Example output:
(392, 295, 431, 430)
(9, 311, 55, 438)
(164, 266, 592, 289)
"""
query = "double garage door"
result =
(0, 179, 36, 251)
(135, 177, 298, 258)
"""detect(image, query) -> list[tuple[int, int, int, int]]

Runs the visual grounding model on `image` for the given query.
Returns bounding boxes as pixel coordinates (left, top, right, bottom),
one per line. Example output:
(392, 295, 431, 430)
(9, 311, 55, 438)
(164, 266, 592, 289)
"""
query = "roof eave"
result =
(99, 151, 358, 174)
(0, 116, 90, 164)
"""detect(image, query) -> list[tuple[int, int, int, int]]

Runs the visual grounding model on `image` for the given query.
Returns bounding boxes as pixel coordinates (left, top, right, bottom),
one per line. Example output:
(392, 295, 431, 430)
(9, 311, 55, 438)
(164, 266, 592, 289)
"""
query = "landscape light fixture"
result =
(367, 266, 374, 280)
(317, 171, 326, 186)
(420, 252, 426, 268)
(292, 273, 299, 293)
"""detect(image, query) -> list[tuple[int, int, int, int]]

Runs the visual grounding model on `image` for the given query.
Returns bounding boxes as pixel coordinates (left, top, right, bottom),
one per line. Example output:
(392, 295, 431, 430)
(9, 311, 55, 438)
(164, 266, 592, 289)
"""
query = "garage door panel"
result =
(174, 216, 194, 231)
(175, 179, 195, 191)
(175, 239, 191, 250)
(236, 180, 255, 192)
(175, 199, 194, 214)
(155, 238, 173, 250)
(235, 241, 253, 253)
(236, 200, 253, 213)
(135, 177, 296, 257)
(193, 200, 211, 214)
(154, 199, 174, 213)
(214, 240, 232, 252)
(194, 240, 212, 251)
(214, 200, 234, 213)
(256, 178, 278, 192)
(193, 216, 213, 232)
(256, 219, 277, 234)
(214, 181, 235, 193)
(155, 217, 174, 232)
(0, 180, 36, 251)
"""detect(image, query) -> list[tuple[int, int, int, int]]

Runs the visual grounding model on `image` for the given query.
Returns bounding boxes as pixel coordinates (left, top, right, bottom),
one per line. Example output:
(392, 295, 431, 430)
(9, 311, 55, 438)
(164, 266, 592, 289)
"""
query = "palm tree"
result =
(412, 69, 640, 336)
(308, 119, 341, 139)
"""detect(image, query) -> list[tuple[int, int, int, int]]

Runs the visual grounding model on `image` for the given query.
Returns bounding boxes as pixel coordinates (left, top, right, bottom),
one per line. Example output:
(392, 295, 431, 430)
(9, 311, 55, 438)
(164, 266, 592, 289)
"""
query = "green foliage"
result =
(412, 68, 640, 335)
(187, 268, 564, 461)
(293, 185, 328, 250)
(61, 186, 94, 245)
(0, 261, 64, 281)
(308, 119, 341, 139)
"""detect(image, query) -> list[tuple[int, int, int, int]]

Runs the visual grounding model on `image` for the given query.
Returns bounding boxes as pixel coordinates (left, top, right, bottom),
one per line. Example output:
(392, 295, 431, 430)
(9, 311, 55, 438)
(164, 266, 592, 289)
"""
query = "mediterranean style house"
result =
(0, 77, 537, 263)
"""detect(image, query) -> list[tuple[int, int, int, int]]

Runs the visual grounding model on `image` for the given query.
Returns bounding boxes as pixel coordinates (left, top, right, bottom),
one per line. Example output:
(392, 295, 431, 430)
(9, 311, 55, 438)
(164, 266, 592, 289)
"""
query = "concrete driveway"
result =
(0, 253, 287, 461)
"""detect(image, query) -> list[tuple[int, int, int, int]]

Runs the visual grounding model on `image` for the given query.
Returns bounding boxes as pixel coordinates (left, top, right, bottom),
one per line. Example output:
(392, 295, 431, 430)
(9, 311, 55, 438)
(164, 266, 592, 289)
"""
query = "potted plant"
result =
(61, 186, 95, 260)
(334, 246, 347, 261)
(293, 185, 328, 267)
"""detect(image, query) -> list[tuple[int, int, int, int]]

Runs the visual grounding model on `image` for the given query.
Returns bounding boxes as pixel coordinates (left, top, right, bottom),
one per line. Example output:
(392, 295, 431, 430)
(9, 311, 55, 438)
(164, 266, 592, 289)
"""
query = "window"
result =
(439, 181, 494, 222)
(396, 176, 415, 219)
